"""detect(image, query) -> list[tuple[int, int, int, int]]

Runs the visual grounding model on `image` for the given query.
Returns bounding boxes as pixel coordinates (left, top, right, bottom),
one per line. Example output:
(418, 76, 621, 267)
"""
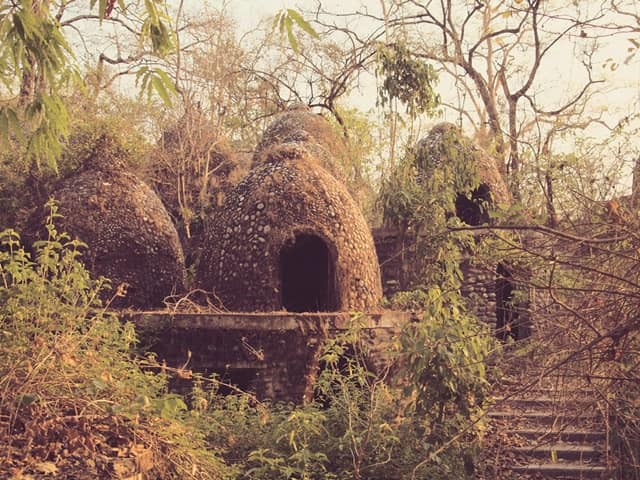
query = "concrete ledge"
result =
(121, 310, 412, 402)
(123, 310, 413, 332)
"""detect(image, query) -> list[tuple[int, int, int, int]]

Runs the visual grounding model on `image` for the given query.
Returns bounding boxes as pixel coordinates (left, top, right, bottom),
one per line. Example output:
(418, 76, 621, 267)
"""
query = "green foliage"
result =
(273, 9, 319, 54)
(378, 153, 426, 231)
(0, 201, 494, 478)
(245, 408, 332, 480)
(0, 1, 72, 88)
(136, 66, 178, 107)
(380, 127, 482, 234)
(0, 92, 152, 231)
(378, 127, 485, 289)
(138, 0, 175, 56)
(377, 43, 440, 118)
(0, 0, 77, 169)
(325, 105, 386, 221)
(0, 0, 175, 170)
(0, 203, 229, 478)
(398, 287, 491, 424)
(190, 316, 491, 480)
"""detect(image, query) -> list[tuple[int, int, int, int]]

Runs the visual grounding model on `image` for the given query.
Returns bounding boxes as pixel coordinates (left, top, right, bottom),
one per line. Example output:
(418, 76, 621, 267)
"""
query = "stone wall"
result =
(130, 312, 406, 403)
(372, 227, 531, 335)
(459, 260, 498, 327)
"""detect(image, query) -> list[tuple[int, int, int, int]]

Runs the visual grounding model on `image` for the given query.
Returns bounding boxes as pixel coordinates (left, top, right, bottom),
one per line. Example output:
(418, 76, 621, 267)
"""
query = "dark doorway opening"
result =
(495, 263, 524, 341)
(455, 183, 492, 226)
(280, 233, 338, 312)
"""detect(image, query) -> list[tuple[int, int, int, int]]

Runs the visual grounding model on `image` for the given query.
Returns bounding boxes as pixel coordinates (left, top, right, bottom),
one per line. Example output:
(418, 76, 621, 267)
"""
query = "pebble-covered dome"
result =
(31, 137, 186, 308)
(416, 122, 511, 206)
(251, 105, 347, 182)
(197, 144, 382, 312)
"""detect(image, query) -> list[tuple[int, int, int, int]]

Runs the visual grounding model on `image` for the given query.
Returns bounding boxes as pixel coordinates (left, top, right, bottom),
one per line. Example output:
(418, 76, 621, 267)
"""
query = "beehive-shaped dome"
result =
(417, 123, 510, 204)
(416, 122, 511, 225)
(31, 137, 186, 308)
(251, 106, 347, 182)
(197, 144, 382, 312)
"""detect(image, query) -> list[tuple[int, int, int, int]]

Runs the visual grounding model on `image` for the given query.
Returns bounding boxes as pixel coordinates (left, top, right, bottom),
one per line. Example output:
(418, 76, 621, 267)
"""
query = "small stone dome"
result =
(251, 106, 347, 181)
(197, 144, 382, 312)
(31, 138, 186, 308)
(414, 123, 511, 226)
(416, 122, 511, 206)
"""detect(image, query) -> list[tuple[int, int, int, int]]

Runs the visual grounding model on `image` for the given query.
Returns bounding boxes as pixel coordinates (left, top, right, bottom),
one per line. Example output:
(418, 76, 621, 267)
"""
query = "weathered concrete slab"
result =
(125, 310, 411, 331)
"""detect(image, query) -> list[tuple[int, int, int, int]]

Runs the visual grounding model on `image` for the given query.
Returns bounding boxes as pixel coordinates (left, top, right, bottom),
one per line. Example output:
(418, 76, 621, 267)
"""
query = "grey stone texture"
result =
(32, 137, 186, 308)
(197, 144, 382, 312)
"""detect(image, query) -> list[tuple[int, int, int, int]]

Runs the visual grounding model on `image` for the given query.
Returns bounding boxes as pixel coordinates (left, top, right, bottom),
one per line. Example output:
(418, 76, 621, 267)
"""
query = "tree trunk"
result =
(545, 171, 558, 228)
(632, 156, 640, 209)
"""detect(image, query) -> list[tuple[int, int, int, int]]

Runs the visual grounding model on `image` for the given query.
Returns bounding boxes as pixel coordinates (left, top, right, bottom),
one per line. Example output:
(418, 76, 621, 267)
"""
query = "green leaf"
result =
(286, 17, 299, 54)
(144, 0, 159, 25)
(16, 393, 40, 407)
(287, 9, 319, 38)
(151, 75, 171, 106)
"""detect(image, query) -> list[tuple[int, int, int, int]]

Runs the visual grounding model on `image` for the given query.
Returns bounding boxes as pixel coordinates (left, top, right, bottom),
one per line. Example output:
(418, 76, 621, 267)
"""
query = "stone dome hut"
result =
(197, 144, 382, 312)
(415, 122, 511, 225)
(251, 105, 347, 182)
(30, 136, 186, 309)
(421, 123, 527, 338)
(374, 123, 530, 339)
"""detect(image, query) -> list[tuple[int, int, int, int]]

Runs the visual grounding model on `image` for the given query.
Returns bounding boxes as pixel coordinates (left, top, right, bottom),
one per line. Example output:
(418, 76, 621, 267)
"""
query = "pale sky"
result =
(75, 0, 639, 188)
(221, 1, 640, 120)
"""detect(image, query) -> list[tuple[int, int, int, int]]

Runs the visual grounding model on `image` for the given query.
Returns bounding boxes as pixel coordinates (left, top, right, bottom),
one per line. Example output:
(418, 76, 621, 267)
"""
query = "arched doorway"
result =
(455, 183, 492, 226)
(280, 233, 338, 312)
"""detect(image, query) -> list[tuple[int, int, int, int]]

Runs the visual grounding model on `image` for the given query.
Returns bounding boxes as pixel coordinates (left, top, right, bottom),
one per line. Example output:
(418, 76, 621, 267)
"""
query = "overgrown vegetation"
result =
(1, 1, 640, 478)
(0, 207, 494, 478)
(379, 124, 489, 290)
(185, 311, 493, 480)
(0, 203, 229, 478)
(500, 201, 640, 480)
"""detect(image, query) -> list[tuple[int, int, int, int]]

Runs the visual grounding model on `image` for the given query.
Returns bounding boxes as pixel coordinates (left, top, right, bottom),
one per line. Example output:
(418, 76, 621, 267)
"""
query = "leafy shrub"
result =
(0, 201, 229, 478)
(195, 312, 492, 480)
(0, 201, 495, 479)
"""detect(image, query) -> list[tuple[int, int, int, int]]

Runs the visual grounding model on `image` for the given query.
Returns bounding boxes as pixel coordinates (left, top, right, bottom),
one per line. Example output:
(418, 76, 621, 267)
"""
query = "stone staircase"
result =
(486, 376, 612, 479)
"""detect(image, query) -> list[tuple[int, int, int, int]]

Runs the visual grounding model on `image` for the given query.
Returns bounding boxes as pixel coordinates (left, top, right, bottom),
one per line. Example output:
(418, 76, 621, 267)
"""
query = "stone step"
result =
(497, 376, 596, 392)
(494, 381, 596, 395)
(508, 428, 606, 443)
(490, 348, 610, 479)
(493, 395, 596, 410)
(511, 443, 603, 461)
(511, 463, 608, 479)
(489, 410, 600, 426)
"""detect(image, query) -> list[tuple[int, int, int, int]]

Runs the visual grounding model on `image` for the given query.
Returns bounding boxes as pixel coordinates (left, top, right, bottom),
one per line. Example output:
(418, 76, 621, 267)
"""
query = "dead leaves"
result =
(1, 408, 156, 479)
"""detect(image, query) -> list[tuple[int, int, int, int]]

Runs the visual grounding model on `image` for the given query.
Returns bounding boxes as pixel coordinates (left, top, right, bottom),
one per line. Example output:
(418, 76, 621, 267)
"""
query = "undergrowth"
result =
(0, 201, 230, 479)
(1, 201, 494, 479)
(193, 310, 493, 479)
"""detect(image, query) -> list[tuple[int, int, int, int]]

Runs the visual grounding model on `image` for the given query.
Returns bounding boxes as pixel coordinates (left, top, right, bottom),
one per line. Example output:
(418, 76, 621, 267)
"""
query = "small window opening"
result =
(455, 183, 492, 226)
(280, 233, 338, 312)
